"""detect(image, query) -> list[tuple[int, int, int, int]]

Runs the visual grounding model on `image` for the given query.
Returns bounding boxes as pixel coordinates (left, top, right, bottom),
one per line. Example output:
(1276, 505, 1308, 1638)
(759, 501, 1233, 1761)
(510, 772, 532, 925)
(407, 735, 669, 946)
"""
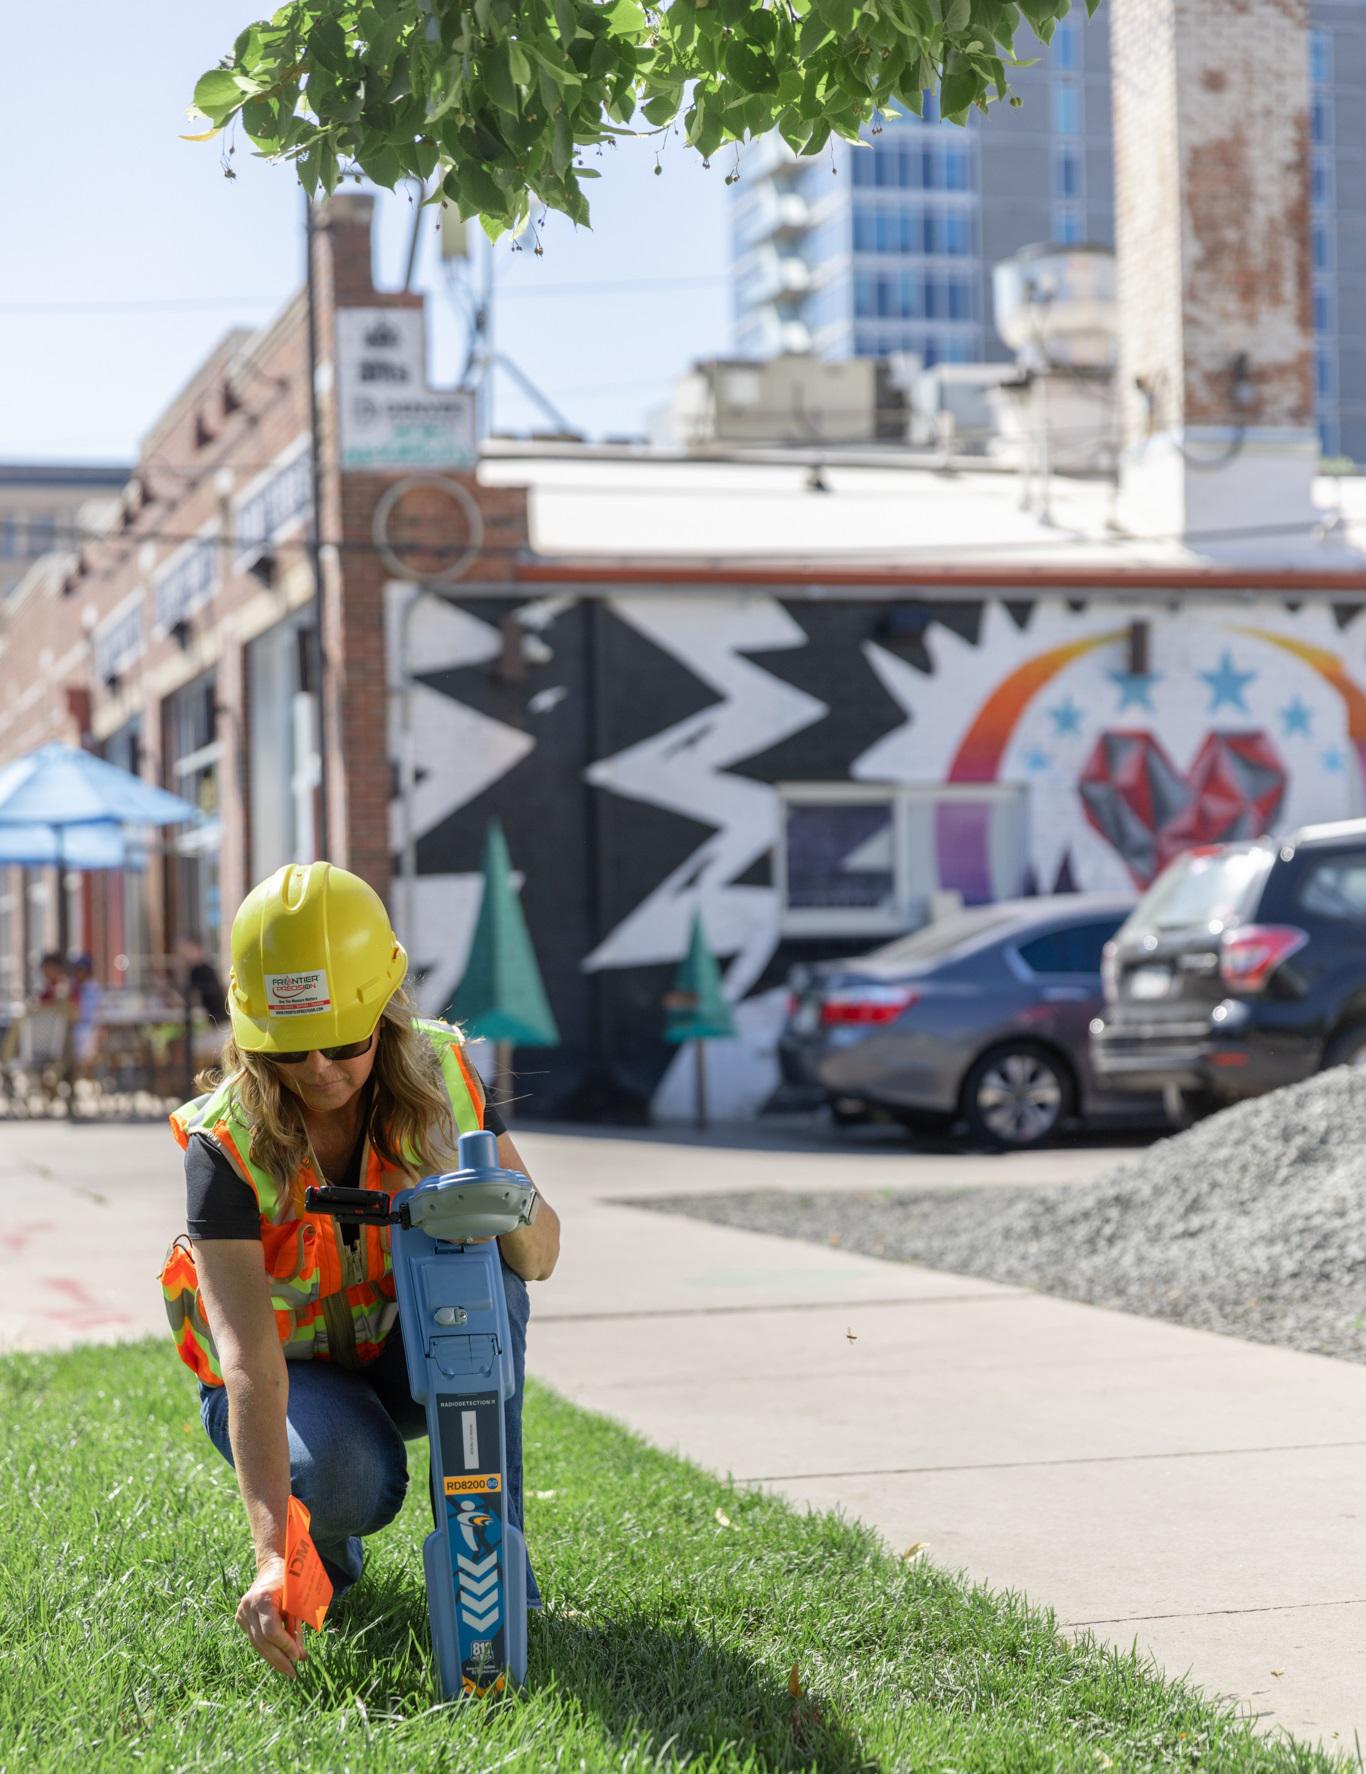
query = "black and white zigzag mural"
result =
(388, 587, 1366, 1121)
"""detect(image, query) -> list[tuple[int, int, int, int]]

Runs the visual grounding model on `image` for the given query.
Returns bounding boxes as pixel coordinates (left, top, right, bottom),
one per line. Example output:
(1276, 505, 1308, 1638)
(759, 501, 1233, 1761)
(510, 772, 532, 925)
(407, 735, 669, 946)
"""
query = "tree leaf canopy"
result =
(190, 0, 1103, 232)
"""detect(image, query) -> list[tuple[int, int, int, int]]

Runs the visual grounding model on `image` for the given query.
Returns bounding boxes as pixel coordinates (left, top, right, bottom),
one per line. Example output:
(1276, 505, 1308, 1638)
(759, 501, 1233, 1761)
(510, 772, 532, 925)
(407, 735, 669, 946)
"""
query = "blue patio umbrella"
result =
(0, 744, 198, 829)
(0, 821, 131, 870)
(0, 743, 199, 953)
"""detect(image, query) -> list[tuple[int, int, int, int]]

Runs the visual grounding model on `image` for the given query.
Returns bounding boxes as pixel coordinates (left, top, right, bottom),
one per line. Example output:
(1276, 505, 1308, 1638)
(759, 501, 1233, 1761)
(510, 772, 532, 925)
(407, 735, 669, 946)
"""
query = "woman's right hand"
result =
(236, 1556, 306, 1679)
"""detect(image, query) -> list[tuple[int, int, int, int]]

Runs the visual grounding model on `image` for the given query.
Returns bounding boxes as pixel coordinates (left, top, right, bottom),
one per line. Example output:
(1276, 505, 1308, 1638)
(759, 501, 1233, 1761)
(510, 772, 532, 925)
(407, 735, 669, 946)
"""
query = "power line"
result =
(0, 296, 282, 316)
(0, 274, 728, 320)
(492, 273, 730, 299)
(27, 508, 1366, 577)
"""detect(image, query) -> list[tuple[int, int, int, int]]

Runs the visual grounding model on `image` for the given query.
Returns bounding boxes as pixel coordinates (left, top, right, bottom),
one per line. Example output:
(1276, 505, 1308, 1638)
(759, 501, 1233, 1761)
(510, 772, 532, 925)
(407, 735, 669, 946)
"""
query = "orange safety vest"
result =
(160, 1019, 487, 1387)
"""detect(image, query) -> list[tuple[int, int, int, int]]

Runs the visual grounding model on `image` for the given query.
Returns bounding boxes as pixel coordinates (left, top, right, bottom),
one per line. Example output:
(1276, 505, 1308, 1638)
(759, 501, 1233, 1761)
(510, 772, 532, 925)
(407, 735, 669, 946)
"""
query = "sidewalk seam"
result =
(740, 1437, 1366, 1481)
(1065, 1596, 1366, 1627)
(534, 1292, 1036, 1324)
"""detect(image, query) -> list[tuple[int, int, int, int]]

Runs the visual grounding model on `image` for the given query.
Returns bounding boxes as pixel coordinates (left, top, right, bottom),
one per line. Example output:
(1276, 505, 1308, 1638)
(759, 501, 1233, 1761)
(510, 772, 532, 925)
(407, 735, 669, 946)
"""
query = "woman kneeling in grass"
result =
(160, 862, 559, 1677)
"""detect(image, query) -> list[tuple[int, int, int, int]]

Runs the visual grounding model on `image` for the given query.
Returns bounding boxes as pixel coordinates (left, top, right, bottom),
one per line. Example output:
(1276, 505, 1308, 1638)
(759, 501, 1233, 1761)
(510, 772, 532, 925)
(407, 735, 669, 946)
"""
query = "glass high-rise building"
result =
(731, 7, 1366, 461)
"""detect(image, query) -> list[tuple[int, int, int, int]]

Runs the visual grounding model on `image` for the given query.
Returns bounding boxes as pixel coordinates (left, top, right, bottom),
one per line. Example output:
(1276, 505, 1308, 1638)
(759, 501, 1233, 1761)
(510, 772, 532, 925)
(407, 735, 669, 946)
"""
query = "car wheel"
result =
(829, 1096, 871, 1127)
(1324, 1025, 1366, 1070)
(962, 1044, 1072, 1151)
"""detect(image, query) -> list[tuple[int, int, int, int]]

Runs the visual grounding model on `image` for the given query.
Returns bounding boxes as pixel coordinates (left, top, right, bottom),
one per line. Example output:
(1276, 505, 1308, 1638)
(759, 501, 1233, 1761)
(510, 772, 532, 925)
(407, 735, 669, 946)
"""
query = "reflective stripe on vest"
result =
(161, 1019, 486, 1385)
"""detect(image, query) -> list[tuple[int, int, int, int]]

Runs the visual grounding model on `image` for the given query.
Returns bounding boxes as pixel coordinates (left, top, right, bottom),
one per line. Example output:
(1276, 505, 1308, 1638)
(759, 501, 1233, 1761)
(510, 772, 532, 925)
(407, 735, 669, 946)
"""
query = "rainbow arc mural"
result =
(857, 602, 1366, 898)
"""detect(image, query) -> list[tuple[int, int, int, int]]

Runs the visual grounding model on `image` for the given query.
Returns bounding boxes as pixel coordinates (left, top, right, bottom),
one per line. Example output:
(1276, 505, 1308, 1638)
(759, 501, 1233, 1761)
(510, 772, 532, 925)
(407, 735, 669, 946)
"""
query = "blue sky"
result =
(2, 2, 733, 463)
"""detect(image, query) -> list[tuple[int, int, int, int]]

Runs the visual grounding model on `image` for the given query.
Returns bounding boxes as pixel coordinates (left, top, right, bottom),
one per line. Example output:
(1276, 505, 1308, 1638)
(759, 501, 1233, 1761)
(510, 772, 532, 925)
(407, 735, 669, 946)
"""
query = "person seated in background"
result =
(67, 953, 102, 1075)
(3, 950, 70, 1076)
(176, 933, 227, 1025)
(35, 951, 66, 1005)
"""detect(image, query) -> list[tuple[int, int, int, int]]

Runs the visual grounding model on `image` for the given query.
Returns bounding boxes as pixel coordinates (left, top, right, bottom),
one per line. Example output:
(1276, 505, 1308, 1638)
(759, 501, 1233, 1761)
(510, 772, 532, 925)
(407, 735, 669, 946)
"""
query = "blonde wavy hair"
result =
(196, 987, 462, 1199)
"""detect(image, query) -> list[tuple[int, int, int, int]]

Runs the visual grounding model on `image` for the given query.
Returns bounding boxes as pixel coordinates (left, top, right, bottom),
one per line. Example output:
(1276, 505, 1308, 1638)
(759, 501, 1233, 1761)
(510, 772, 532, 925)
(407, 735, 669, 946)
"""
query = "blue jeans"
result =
(201, 1262, 541, 1607)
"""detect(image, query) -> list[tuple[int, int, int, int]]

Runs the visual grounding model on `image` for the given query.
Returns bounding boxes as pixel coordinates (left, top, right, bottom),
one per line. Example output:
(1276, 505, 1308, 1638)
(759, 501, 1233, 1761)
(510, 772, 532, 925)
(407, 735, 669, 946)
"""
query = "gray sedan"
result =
(779, 894, 1144, 1149)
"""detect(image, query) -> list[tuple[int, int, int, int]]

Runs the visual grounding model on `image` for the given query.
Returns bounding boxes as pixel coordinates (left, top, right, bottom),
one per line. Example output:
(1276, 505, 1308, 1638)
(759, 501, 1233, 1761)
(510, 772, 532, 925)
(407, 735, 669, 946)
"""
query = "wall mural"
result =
(583, 595, 828, 1120)
(858, 601, 1366, 901)
(390, 586, 1366, 1122)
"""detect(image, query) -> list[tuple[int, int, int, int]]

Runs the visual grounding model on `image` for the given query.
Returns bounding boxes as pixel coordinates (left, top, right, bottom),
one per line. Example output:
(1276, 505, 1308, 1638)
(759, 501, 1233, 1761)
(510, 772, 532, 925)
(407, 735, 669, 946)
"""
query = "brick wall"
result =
(1113, 0, 1314, 446)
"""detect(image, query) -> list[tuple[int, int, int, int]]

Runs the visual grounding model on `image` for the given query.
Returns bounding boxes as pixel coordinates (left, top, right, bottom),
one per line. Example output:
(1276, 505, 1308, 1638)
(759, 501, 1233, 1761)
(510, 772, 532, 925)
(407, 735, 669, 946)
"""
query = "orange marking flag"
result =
(279, 1496, 333, 1633)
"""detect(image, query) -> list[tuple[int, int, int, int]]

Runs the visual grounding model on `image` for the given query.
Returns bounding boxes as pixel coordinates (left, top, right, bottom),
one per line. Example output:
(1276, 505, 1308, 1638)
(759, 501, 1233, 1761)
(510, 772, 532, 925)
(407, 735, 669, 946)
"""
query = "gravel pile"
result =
(640, 1068, 1366, 1363)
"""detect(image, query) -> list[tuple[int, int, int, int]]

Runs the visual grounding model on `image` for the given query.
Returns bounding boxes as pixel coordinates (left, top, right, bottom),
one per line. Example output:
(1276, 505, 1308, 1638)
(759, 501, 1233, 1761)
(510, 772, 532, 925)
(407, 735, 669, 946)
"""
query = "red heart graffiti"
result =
(1079, 729, 1287, 888)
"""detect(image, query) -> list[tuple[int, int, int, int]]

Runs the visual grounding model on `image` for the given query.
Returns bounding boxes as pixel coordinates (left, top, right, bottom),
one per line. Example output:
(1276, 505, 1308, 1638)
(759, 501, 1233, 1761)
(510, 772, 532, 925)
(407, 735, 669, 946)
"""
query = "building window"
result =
(1051, 82, 1081, 137)
(101, 717, 152, 986)
(1055, 147, 1083, 201)
(1052, 15, 1081, 71)
(1054, 204, 1084, 245)
(164, 671, 223, 954)
(93, 595, 145, 687)
(1311, 154, 1332, 206)
(1310, 26, 1331, 89)
(1316, 346, 1337, 402)
(782, 796, 897, 919)
(1313, 283, 1334, 336)
(777, 782, 1030, 934)
(234, 445, 312, 563)
(155, 535, 217, 634)
(941, 210, 972, 256)
(1312, 96, 1331, 147)
(943, 143, 973, 192)
(0, 518, 17, 560)
(247, 615, 319, 876)
(1312, 221, 1333, 273)
(27, 514, 57, 557)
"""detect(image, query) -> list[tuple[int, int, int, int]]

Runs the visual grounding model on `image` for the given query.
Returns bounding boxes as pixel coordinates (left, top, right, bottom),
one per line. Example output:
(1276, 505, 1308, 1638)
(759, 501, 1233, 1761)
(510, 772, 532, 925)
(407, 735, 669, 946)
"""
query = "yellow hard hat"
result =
(227, 862, 408, 1054)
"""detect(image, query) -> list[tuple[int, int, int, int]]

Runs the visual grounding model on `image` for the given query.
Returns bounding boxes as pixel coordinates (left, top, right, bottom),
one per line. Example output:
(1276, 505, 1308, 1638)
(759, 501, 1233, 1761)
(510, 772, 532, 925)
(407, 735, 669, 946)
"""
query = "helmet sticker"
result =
(264, 970, 333, 1017)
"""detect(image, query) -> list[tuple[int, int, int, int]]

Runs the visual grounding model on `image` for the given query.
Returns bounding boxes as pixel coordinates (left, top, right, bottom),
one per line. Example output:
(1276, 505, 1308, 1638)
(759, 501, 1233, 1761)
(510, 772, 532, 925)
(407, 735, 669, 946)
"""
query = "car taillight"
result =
(1219, 925, 1308, 993)
(1101, 940, 1119, 1000)
(819, 987, 919, 1027)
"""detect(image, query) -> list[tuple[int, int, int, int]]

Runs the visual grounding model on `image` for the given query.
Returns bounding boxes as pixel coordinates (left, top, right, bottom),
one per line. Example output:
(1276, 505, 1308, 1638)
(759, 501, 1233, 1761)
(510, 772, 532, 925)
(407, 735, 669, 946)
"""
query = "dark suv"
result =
(1092, 820, 1366, 1120)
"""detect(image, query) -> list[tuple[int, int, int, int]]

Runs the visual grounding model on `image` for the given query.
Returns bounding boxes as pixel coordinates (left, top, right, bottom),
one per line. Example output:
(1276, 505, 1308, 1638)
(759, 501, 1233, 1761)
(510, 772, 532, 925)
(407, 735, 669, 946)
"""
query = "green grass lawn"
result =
(0, 1339, 1345, 1774)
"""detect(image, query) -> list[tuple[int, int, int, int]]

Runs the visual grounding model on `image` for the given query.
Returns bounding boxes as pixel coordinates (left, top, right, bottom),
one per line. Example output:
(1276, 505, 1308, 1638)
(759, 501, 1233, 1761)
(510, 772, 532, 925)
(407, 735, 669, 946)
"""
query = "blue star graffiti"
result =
(1107, 668, 1162, 711)
(1198, 649, 1258, 713)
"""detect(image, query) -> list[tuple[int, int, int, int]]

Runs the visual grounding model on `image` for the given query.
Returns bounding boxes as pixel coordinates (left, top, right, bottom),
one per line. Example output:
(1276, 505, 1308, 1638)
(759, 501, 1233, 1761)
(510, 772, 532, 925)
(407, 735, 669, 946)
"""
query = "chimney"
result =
(1111, 0, 1319, 557)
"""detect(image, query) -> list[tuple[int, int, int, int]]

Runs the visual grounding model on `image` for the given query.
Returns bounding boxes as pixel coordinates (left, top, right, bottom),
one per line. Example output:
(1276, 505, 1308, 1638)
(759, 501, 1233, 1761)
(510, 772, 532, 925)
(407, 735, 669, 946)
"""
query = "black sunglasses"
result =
(268, 1033, 375, 1067)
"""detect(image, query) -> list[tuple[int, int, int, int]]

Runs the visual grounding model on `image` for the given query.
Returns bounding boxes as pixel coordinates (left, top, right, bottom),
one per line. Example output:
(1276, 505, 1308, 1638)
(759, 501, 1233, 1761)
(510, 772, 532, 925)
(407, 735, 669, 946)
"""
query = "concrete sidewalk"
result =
(3, 1117, 1363, 1750)
(528, 1129, 1366, 1756)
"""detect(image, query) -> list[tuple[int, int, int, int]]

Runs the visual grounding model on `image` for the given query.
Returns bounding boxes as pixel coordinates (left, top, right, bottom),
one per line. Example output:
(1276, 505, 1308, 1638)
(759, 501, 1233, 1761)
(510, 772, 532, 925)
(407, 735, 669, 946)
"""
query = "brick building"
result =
(0, 195, 525, 1000)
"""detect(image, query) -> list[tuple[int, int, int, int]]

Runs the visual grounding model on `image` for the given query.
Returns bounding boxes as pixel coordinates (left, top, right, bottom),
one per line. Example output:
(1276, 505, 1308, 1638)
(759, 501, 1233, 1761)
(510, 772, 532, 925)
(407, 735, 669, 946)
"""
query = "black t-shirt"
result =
(188, 961, 228, 1024)
(185, 1099, 506, 1241)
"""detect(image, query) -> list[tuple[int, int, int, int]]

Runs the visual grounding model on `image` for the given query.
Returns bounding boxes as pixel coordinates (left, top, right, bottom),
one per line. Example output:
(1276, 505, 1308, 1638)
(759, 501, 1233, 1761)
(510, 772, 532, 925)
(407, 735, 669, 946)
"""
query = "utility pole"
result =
(303, 193, 332, 862)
